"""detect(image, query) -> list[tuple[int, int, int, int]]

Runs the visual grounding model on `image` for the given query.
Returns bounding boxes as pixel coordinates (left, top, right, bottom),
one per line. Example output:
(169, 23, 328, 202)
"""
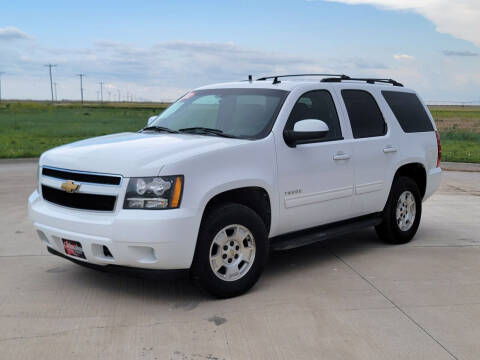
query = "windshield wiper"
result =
(178, 127, 238, 138)
(141, 126, 179, 134)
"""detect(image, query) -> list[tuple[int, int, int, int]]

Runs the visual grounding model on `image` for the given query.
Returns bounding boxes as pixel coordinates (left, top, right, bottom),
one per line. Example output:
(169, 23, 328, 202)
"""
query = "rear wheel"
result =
(191, 203, 268, 298)
(375, 176, 422, 244)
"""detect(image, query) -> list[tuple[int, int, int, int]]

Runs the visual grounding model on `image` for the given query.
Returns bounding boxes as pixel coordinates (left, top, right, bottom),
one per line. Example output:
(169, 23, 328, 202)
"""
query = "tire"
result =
(375, 176, 422, 244)
(191, 203, 269, 298)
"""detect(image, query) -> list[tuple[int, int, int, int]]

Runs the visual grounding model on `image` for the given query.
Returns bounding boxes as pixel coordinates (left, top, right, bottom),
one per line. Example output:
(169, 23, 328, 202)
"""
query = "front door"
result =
(275, 89, 355, 235)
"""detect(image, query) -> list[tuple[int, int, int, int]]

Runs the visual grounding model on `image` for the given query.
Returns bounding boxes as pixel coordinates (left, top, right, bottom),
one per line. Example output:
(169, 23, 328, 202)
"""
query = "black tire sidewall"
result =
(192, 203, 268, 298)
(383, 176, 422, 243)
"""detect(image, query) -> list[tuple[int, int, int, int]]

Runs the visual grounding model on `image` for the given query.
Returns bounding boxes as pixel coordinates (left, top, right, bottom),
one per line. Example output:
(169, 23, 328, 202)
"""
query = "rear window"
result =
(341, 90, 387, 139)
(382, 91, 434, 133)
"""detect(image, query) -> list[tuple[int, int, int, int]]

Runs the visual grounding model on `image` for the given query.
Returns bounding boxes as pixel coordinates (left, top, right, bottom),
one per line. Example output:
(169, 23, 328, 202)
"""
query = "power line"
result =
(44, 64, 57, 103)
(76, 74, 86, 104)
(0, 72, 4, 103)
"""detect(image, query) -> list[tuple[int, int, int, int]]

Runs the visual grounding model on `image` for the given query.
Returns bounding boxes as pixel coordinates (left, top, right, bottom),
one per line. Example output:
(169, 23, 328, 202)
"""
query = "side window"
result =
(382, 91, 434, 133)
(286, 90, 342, 142)
(341, 90, 387, 139)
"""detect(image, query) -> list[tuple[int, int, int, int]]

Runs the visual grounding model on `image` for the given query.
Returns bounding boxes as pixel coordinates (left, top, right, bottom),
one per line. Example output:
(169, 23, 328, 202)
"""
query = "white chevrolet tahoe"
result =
(28, 74, 442, 298)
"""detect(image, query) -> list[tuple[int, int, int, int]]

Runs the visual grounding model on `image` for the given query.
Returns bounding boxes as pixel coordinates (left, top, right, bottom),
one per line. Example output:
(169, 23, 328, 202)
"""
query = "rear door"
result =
(336, 88, 399, 216)
(274, 88, 355, 234)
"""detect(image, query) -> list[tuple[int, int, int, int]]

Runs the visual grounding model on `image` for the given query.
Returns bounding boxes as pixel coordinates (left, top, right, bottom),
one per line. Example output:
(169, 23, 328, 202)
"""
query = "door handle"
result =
(383, 146, 398, 153)
(333, 152, 351, 160)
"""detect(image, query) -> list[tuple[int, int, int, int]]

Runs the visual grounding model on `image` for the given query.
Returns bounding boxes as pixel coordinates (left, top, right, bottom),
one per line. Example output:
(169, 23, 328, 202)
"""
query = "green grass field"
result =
(0, 102, 166, 158)
(429, 106, 480, 163)
(0, 102, 479, 163)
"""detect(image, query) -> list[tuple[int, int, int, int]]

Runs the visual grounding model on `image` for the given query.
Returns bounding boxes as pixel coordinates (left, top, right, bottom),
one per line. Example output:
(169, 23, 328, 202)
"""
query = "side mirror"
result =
(283, 119, 329, 147)
(147, 115, 158, 126)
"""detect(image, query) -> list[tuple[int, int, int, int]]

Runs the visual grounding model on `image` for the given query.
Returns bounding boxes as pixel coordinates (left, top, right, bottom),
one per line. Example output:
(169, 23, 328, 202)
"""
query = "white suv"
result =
(28, 74, 442, 298)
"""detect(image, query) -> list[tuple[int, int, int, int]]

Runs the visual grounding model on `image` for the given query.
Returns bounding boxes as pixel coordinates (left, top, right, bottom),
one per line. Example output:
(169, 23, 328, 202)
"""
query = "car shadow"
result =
(63, 228, 386, 302)
(267, 228, 384, 274)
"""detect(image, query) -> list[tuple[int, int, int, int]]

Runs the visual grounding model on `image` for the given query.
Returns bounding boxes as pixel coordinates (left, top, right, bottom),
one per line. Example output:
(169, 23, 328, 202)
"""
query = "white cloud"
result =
(1, 38, 390, 100)
(443, 50, 478, 57)
(394, 54, 415, 61)
(0, 26, 31, 41)
(324, 0, 480, 46)
(1, 26, 477, 102)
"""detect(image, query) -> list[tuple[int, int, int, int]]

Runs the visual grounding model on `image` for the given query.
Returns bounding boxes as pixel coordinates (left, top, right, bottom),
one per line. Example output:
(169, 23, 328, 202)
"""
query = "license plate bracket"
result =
(62, 239, 86, 259)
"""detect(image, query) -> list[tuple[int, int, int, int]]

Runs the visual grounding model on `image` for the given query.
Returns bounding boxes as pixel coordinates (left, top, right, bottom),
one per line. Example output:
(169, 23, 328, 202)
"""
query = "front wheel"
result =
(375, 176, 422, 244)
(191, 203, 268, 298)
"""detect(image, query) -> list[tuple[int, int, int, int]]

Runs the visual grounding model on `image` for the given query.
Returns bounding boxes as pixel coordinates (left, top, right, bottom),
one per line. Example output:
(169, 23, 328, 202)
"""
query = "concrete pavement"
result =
(0, 161, 479, 359)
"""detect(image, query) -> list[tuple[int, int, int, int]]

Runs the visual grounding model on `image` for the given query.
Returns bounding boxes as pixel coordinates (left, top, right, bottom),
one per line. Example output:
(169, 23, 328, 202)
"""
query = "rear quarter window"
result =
(341, 90, 387, 139)
(382, 91, 434, 133)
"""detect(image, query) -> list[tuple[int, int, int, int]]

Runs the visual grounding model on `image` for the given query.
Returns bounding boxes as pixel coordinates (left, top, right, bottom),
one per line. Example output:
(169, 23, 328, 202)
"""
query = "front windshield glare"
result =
(151, 88, 288, 139)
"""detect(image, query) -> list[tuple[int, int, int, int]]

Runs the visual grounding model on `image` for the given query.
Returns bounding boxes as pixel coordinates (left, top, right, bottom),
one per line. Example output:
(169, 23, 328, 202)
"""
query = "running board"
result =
(270, 214, 383, 251)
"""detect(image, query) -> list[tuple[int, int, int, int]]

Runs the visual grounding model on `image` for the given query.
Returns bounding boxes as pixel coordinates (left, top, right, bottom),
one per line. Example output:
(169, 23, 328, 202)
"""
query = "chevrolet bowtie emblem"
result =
(61, 180, 80, 193)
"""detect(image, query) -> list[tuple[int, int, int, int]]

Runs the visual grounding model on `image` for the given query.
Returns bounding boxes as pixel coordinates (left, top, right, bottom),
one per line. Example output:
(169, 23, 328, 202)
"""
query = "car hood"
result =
(40, 132, 248, 177)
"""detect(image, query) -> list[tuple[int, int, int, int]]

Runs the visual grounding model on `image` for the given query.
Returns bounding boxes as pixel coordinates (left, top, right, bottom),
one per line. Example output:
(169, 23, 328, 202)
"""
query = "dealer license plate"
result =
(62, 239, 86, 259)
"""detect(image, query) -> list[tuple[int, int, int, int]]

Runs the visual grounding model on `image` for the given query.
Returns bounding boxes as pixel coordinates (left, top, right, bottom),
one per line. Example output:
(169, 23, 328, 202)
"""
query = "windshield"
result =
(150, 88, 289, 139)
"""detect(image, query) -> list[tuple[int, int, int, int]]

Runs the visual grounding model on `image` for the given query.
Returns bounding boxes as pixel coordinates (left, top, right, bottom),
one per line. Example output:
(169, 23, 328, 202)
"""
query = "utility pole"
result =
(77, 74, 86, 104)
(53, 82, 58, 102)
(99, 81, 104, 103)
(118, 89, 121, 102)
(44, 64, 57, 102)
(0, 72, 4, 103)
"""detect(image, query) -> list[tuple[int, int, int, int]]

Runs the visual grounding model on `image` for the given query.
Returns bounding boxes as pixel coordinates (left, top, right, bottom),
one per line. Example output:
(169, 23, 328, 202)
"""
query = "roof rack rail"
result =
(321, 77, 403, 87)
(239, 74, 254, 83)
(257, 73, 349, 84)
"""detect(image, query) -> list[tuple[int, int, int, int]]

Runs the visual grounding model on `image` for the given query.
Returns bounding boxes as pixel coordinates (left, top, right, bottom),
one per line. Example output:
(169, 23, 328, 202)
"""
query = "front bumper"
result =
(28, 190, 201, 269)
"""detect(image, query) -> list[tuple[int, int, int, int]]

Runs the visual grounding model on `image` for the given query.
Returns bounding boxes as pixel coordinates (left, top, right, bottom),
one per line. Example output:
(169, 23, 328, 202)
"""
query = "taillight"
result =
(435, 131, 441, 167)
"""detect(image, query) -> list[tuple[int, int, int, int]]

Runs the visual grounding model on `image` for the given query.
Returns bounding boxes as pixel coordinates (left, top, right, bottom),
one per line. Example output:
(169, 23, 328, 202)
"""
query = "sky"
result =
(0, 0, 479, 103)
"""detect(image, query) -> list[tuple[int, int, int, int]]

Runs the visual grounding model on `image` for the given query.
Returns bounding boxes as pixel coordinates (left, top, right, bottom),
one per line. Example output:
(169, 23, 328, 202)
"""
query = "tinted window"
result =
(341, 90, 386, 138)
(382, 91, 434, 133)
(286, 90, 342, 142)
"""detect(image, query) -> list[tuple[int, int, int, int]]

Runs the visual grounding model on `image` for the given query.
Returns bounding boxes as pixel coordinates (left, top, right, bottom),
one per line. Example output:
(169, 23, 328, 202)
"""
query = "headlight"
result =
(123, 175, 183, 210)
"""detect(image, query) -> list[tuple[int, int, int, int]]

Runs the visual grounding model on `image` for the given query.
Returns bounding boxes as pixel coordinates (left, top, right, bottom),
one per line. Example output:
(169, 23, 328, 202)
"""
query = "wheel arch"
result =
(392, 162, 427, 199)
(200, 185, 272, 235)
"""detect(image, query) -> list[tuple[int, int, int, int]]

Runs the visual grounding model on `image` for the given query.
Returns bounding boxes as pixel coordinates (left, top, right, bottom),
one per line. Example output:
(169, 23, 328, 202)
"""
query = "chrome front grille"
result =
(40, 166, 122, 212)
(42, 167, 121, 185)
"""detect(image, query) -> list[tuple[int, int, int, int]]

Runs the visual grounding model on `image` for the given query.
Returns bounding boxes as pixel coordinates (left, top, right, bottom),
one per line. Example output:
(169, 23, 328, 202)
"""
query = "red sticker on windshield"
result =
(182, 92, 195, 100)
